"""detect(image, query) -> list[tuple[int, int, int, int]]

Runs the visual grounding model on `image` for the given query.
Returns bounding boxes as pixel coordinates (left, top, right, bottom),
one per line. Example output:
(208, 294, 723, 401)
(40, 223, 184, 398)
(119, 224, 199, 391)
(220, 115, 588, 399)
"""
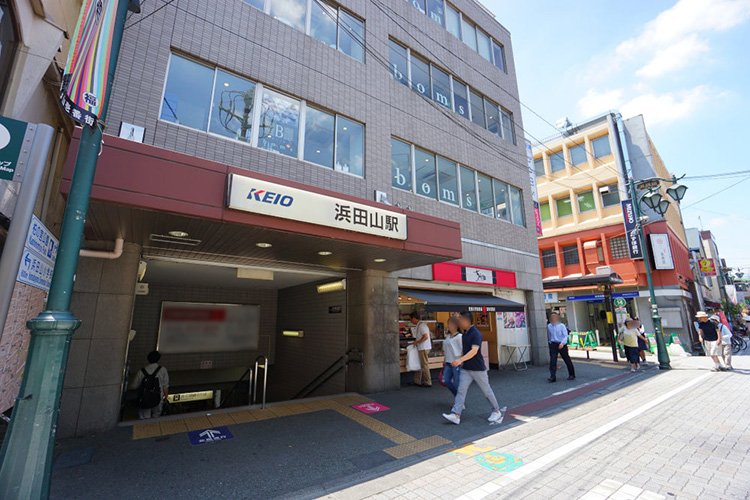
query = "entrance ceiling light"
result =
(168, 230, 188, 237)
(318, 251, 333, 256)
(256, 242, 272, 248)
(317, 279, 346, 294)
(373, 258, 386, 263)
(666, 183, 688, 203)
(642, 190, 663, 210)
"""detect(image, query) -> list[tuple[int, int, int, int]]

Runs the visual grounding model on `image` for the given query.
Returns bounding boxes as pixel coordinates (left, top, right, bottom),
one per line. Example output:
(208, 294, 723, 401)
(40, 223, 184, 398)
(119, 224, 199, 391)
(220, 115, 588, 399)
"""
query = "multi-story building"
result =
(44, 0, 545, 437)
(534, 112, 694, 348)
(685, 228, 729, 311)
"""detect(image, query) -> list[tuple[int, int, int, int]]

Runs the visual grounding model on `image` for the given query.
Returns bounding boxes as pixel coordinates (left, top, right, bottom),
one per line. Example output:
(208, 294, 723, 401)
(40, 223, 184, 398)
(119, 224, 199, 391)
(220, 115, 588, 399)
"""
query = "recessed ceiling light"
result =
(318, 251, 333, 256)
(316, 150, 321, 153)
(223, 82, 229, 87)
(168, 230, 189, 238)
(256, 242, 272, 248)
(343, 127, 348, 130)
(374, 258, 386, 263)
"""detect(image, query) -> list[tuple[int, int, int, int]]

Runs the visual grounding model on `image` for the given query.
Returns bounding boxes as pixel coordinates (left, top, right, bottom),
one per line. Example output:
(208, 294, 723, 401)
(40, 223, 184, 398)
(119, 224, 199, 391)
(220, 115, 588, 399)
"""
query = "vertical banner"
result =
(525, 141, 542, 236)
(59, 0, 118, 128)
(620, 199, 643, 259)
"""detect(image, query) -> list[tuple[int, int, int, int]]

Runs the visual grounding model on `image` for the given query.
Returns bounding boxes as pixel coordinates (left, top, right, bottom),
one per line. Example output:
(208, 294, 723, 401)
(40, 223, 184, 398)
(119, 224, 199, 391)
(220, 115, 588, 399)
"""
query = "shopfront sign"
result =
(228, 174, 407, 240)
(0, 115, 32, 181)
(648, 233, 674, 270)
(566, 292, 639, 302)
(698, 259, 717, 276)
(432, 262, 516, 289)
(16, 215, 58, 291)
(526, 141, 543, 236)
(543, 292, 558, 303)
(621, 200, 643, 260)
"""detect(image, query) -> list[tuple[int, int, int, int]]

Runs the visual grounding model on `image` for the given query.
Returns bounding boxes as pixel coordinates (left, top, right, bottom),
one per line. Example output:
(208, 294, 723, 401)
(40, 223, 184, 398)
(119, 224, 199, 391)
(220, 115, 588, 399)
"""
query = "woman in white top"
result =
(441, 316, 463, 396)
(710, 315, 734, 370)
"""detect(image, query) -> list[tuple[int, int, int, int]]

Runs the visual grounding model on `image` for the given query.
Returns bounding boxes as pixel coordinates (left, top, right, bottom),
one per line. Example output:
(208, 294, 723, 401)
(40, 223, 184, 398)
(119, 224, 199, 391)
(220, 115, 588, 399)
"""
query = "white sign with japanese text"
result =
(228, 174, 407, 240)
(16, 215, 58, 291)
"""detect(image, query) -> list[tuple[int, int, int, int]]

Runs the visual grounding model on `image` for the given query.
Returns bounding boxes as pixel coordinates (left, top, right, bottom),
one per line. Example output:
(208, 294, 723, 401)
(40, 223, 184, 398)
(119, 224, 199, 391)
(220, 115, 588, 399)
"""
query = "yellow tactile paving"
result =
(207, 413, 236, 427)
(333, 406, 415, 445)
(132, 422, 161, 440)
(159, 419, 188, 436)
(281, 403, 316, 415)
(330, 394, 373, 406)
(183, 415, 212, 432)
(247, 409, 275, 420)
(301, 399, 336, 411)
(265, 405, 297, 418)
(383, 435, 452, 459)
(228, 410, 258, 424)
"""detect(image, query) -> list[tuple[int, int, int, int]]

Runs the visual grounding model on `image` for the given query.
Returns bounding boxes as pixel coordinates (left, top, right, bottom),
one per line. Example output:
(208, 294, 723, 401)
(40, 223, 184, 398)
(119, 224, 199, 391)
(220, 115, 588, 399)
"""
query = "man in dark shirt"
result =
(442, 311, 504, 425)
(696, 311, 725, 371)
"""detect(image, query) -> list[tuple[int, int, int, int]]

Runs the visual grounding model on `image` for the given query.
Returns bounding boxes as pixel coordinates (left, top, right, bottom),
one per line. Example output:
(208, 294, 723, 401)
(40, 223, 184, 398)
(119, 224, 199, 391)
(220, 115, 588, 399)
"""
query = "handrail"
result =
(219, 368, 251, 408)
(293, 349, 363, 400)
(253, 355, 268, 409)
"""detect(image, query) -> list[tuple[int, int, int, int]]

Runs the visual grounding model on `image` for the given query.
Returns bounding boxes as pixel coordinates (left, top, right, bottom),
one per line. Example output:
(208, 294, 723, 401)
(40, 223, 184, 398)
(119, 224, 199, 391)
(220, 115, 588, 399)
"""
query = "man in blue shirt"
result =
(442, 311, 504, 425)
(547, 312, 575, 382)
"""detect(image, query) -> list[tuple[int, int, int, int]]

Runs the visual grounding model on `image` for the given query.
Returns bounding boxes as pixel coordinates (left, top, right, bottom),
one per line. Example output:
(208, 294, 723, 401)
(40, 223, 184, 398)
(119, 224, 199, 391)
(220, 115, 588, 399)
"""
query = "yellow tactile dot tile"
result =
(229, 410, 258, 424)
(132, 422, 161, 440)
(265, 405, 297, 417)
(333, 408, 415, 445)
(282, 403, 316, 415)
(207, 413, 236, 427)
(383, 435, 451, 459)
(159, 419, 188, 436)
(247, 409, 275, 420)
(183, 415, 212, 431)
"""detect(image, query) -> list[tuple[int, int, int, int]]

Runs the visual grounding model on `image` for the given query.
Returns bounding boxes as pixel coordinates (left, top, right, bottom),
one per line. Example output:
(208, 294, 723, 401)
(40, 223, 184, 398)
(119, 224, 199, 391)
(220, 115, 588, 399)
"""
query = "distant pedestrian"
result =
(547, 312, 575, 382)
(619, 318, 646, 373)
(133, 351, 169, 419)
(441, 316, 463, 396)
(696, 311, 725, 372)
(633, 317, 649, 364)
(710, 315, 733, 371)
(442, 311, 504, 425)
(410, 311, 433, 387)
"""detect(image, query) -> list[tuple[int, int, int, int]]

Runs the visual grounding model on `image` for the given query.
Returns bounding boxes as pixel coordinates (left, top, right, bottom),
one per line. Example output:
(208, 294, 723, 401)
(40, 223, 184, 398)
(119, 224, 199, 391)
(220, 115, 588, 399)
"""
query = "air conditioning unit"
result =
(599, 185, 612, 194)
(596, 266, 612, 276)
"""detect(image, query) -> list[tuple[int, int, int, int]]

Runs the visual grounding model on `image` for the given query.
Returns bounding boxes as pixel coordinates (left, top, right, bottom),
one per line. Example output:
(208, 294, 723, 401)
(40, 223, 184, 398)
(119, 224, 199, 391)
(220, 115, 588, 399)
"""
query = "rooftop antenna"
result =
(698, 216, 704, 231)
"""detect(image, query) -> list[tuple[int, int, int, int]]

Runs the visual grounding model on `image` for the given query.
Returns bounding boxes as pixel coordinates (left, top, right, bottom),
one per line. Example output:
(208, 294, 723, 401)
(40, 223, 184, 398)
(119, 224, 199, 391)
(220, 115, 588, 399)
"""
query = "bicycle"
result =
(731, 333, 747, 354)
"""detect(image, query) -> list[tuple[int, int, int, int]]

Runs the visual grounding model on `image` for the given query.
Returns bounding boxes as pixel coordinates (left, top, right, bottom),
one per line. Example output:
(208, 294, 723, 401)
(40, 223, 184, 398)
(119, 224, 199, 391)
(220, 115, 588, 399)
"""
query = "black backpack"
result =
(136, 366, 163, 409)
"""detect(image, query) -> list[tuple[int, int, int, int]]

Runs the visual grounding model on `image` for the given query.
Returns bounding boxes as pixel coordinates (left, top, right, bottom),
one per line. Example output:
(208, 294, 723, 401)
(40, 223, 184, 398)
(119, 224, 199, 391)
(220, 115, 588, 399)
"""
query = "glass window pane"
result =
(510, 186, 524, 226)
(549, 151, 565, 172)
(414, 148, 437, 198)
(542, 249, 557, 268)
(453, 81, 469, 119)
(391, 138, 412, 192)
(431, 66, 451, 109)
(577, 190, 596, 212)
(491, 39, 505, 71)
(338, 10, 364, 62)
(540, 201, 551, 221)
(243, 0, 265, 9)
(556, 196, 572, 217)
(501, 109, 514, 144)
(310, 0, 337, 49)
(437, 156, 459, 205)
(470, 90, 485, 128)
(461, 18, 477, 51)
(446, 4, 460, 38)
(493, 179, 507, 220)
(592, 135, 612, 158)
(460, 166, 477, 211)
(258, 88, 300, 158)
(411, 56, 431, 98)
(269, 0, 306, 31)
(534, 158, 545, 177)
(408, 0, 426, 14)
(563, 245, 579, 266)
(570, 143, 586, 166)
(335, 116, 363, 176)
(485, 99, 500, 136)
(601, 183, 621, 207)
(426, 0, 445, 27)
(477, 29, 491, 61)
(478, 174, 494, 216)
(303, 107, 334, 168)
(389, 40, 409, 87)
(161, 55, 214, 131)
(209, 70, 256, 142)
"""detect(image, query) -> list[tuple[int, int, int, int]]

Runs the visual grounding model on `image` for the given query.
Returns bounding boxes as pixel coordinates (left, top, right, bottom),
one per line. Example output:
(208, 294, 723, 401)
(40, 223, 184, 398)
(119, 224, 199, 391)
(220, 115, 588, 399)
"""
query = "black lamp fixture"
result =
(656, 199, 670, 216)
(642, 190, 663, 210)
(666, 182, 688, 203)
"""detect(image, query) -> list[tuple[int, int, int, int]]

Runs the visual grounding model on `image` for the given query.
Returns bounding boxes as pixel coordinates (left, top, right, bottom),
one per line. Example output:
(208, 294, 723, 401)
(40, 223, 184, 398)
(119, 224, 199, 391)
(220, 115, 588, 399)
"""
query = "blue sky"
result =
(485, 0, 750, 271)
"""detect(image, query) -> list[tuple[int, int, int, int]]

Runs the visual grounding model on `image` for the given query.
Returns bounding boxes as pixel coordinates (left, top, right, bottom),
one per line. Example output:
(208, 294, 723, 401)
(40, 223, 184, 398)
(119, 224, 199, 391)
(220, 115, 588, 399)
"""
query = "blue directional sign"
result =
(16, 215, 58, 291)
(187, 426, 234, 446)
(25, 215, 58, 263)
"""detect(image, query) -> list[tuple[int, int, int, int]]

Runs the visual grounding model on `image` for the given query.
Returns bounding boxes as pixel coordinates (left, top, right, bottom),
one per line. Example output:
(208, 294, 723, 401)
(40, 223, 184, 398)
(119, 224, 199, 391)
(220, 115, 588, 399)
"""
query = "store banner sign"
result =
(432, 262, 516, 289)
(526, 141, 542, 236)
(648, 233, 674, 270)
(228, 174, 407, 240)
(59, 0, 119, 127)
(621, 200, 643, 260)
(698, 259, 717, 276)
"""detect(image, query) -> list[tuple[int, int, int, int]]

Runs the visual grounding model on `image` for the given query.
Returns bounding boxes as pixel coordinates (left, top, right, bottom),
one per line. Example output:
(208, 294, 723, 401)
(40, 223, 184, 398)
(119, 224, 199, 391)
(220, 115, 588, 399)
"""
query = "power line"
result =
(683, 170, 750, 180)
(682, 175, 750, 209)
(124, 0, 175, 30)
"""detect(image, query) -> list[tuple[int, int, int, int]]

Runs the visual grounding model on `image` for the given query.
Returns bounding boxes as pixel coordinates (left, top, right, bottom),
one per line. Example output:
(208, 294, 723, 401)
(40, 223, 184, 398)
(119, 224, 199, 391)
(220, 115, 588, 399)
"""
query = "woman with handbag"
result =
(441, 317, 463, 396)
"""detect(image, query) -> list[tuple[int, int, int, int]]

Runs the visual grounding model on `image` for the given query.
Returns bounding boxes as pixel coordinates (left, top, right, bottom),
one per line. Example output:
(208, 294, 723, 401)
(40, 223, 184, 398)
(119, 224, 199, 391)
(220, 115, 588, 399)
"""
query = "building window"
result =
(269, 0, 307, 32)
(509, 186, 524, 226)
(391, 138, 413, 192)
(577, 190, 596, 213)
(601, 183, 621, 207)
(411, 56, 431, 98)
(335, 116, 363, 175)
(426, 0, 445, 27)
(540, 201, 551, 221)
(610, 236, 629, 260)
(501, 109, 515, 144)
(304, 106, 335, 168)
(431, 65, 452, 109)
(549, 151, 565, 173)
(534, 158, 545, 177)
(338, 9, 365, 61)
(389, 40, 409, 86)
(258, 88, 300, 158)
(445, 3, 460, 38)
(570, 143, 587, 166)
(461, 17, 477, 51)
(470, 90, 485, 128)
(438, 156, 459, 205)
(562, 245, 580, 266)
(310, 0, 337, 49)
(491, 39, 506, 72)
(453, 80, 469, 119)
(542, 248, 557, 269)
(485, 98, 500, 136)
(161, 55, 214, 131)
(408, 0, 426, 14)
(493, 179, 508, 220)
(478, 174, 494, 217)
(592, 135, 612, 158)
(476, 29, 492, 62)
(556, 196, 572, 218)
(414, 147, 437, 199)
(0, 0, 18, 106)
(460, 166, 477, 211)
(210, 70, 256, 142)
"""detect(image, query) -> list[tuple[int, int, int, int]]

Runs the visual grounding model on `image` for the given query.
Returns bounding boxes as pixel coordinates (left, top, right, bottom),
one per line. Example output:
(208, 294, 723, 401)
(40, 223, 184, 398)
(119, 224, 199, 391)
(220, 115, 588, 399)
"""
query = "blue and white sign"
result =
(16, 215, 58, 291)
(566, 292, 640, 302)
(188, 426, 234, 446)
(620, 200, 643, 260)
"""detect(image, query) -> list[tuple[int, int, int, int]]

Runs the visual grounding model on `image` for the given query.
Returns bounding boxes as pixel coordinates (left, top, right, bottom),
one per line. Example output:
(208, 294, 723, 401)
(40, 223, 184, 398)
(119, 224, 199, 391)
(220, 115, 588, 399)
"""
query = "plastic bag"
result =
(406, 345, 421, 372)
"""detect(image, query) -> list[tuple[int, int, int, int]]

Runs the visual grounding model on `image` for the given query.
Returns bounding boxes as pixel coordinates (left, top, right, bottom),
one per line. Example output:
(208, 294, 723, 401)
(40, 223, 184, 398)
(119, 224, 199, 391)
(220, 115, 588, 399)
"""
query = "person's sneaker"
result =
(630, 369, 636, 373)
(726, 366, 734, 371)
(488, 407, 506, 423)
(711, 367, 721, 372)
(567, 375, 576, 380)
(547, 377, 556, 383)
(442, 413, 460, 425)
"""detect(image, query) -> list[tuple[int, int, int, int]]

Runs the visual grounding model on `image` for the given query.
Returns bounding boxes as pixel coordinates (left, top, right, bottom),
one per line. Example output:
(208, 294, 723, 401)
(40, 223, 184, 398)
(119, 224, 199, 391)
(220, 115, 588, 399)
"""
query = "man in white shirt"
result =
(132, 351, 170, 419)
(410, 311, 433, 387)
(547, 312, 575, 382)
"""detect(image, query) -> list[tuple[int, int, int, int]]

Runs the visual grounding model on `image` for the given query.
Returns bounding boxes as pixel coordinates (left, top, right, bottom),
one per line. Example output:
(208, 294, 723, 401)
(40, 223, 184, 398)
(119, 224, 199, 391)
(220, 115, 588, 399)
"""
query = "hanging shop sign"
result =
(566, 292, 639, 302)
(432, 262, 516, 289)
(698, 259, 716, 277)
(526, 141, 542, 236)
(648, 233, 674, 270)
(228, 174, 407, 240)
(620, 200, 643, 260)
(59, 0, 119, 128)
(0, 116, 34, 181)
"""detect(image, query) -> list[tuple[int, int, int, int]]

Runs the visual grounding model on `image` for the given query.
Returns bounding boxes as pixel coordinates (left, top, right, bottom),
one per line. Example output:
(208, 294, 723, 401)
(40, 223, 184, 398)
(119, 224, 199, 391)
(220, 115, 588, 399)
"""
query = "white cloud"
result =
(577, 89, 623, 117)
(635, 33, 710, 79)
(620, 85, 714, 125)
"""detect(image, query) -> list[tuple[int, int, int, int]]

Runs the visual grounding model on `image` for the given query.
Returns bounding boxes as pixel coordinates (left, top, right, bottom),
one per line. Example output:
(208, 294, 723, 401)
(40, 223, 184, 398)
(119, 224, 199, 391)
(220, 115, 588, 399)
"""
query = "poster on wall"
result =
(648, 233, 674, 270)
(514, 312, 526, 328)
(503, 312, 526, 329)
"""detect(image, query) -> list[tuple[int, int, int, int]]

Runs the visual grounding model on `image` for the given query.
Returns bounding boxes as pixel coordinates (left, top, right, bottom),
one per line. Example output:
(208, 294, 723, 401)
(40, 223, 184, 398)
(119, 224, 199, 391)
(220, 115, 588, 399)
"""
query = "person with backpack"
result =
(132, 351, 169, 419)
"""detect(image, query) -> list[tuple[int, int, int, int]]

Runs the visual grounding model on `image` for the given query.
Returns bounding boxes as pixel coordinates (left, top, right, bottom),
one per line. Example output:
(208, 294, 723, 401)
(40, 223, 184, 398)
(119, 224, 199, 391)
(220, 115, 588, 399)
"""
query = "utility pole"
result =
(0, 1, 137, 498)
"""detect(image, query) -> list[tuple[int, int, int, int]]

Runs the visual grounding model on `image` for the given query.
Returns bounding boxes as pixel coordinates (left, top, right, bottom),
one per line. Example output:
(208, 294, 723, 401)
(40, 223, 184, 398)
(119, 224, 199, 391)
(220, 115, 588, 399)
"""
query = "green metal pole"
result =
(0, 1, 133, 498)
(629, 178, 671, 370)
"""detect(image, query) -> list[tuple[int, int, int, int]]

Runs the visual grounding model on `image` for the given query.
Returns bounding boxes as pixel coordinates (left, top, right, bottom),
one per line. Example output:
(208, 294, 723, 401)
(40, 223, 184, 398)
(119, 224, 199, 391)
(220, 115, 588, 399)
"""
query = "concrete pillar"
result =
(346, 270, 400, 394)
(525, 290, 549, 366)
(58, 242, 140, 438)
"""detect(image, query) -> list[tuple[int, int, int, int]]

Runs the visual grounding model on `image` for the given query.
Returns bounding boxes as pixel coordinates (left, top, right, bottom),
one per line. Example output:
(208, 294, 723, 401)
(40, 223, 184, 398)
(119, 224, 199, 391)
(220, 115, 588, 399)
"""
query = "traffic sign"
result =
(0, 115, 32, 181)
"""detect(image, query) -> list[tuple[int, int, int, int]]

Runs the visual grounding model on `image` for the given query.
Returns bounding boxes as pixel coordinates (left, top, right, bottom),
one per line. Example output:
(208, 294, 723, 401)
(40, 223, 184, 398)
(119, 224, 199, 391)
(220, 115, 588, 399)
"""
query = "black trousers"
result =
(549, 342, 575, 379)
